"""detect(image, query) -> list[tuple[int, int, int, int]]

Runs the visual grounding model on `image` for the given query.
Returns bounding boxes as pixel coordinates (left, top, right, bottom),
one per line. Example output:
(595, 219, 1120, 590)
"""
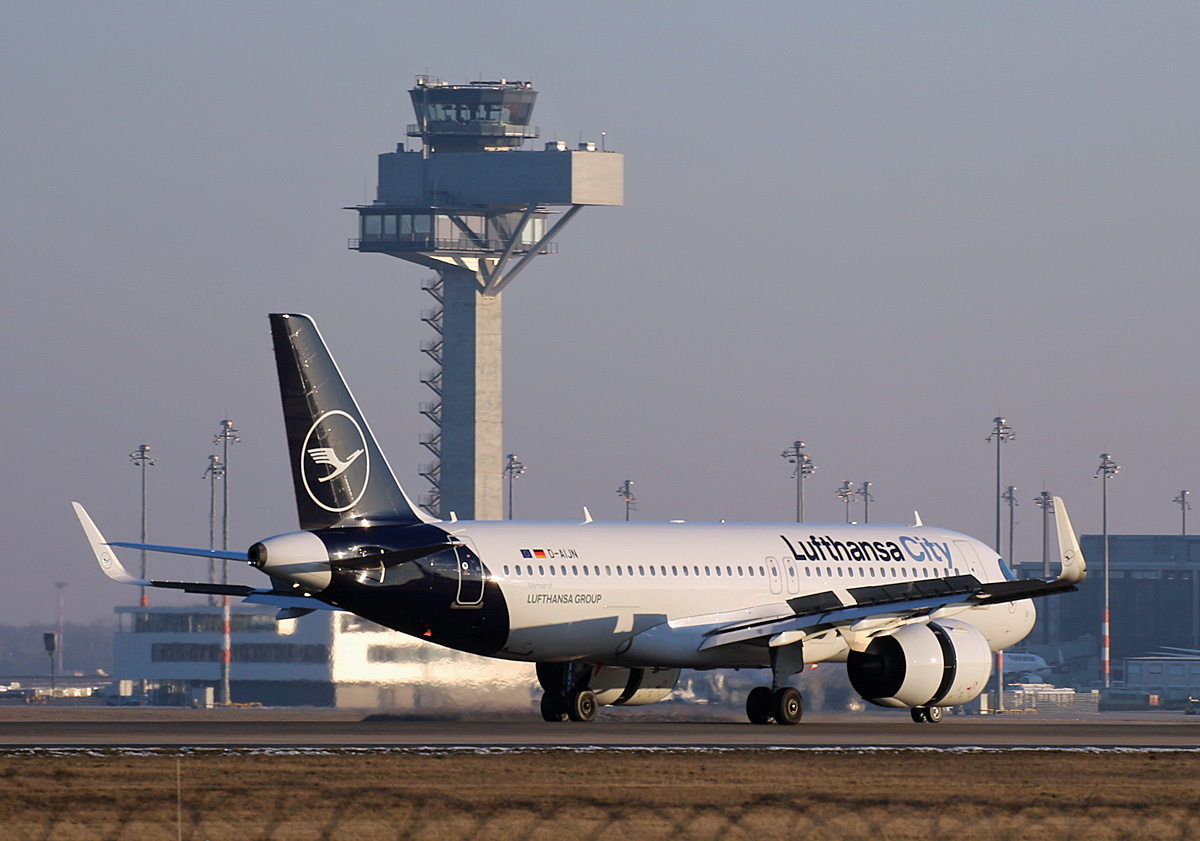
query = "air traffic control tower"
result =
(350, 76, 623, 520)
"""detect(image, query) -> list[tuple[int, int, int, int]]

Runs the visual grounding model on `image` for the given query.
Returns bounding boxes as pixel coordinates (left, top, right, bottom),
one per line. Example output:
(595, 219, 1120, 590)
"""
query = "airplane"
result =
(1000, 651, 1052, 684)
(73, 312, 1087, 725)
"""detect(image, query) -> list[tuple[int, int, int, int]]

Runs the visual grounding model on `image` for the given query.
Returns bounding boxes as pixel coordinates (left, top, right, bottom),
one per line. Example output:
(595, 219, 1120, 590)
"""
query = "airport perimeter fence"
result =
(9, 786, 1200, 841)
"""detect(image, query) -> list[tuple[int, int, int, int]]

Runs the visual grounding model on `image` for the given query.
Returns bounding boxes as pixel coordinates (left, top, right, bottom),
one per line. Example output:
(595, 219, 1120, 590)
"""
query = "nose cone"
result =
(249, 531, 331, 593)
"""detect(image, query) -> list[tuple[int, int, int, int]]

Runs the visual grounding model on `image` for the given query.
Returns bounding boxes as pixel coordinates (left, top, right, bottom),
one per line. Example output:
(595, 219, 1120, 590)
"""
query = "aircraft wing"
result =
(699, 496, 1087, 652)
(72, 502, 336, 614)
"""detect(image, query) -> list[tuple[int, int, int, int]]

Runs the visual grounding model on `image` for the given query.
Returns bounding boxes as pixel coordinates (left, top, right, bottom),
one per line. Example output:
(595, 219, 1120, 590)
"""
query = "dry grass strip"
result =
(2, 750, 1198, 841)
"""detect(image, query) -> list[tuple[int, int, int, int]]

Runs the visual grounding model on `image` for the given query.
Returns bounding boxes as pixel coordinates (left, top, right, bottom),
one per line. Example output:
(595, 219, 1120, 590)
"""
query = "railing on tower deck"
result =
(349, 237, 557, 254)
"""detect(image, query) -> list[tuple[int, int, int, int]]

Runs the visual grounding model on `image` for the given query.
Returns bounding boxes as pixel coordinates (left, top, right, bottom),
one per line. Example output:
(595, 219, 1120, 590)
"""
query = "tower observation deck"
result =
(350, 76, 623, 520)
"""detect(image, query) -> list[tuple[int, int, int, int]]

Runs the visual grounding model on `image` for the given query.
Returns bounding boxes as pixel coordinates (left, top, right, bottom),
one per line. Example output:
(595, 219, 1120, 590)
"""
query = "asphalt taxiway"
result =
(2, 708, 1199, 749)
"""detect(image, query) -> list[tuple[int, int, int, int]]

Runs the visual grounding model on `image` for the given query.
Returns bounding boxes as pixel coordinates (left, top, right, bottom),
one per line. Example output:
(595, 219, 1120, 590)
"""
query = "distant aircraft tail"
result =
(269, 313, 433, 530)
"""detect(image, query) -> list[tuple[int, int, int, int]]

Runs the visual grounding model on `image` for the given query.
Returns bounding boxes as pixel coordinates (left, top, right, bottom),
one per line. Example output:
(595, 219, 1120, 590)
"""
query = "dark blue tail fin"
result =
(270, 313, 431, 530)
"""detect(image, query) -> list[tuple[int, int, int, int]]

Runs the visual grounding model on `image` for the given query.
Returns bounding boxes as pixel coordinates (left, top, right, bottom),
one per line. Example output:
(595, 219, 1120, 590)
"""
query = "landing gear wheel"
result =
(567, 689, 598, 722)
(925, 705, 944, 724)
(540, 692, 567, 722)
(772, 687, 803, 725)
(911, 707, 929, 724)
(746, 686, 773, 724)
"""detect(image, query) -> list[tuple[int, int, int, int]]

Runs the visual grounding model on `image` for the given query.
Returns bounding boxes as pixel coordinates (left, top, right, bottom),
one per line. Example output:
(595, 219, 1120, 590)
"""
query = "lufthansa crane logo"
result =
(301, 410, 370, 513)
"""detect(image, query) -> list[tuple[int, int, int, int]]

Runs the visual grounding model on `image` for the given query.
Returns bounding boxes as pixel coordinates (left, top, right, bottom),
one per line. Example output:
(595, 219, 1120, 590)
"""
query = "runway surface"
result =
(3, 708, 1200, 749)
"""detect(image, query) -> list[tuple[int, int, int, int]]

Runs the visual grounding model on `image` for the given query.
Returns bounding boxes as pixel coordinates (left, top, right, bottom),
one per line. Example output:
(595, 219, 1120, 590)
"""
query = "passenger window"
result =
(672, 565, 678, 575)
(737, 566, 743, 576)
(538, 565, 544, 575)
(572, 565, 578, 575)
(605, 565, 612, 576)
(617, 566, 623, 576)
(837, 568, 843, 577)
(661, 566, 667, 576)
(704, 566, 711, 576)
(805, 568, 811, 577)
(649, 566, 656, 576)
(815, 567, 821, 577)
(715, 567, 722, 577)
(727, 566, 733, 576)
(682, 566, 689, 576)
(638, 565, 645, 576)
(583, 566, 589, 576)
(503, 565, 510, 576)
(628, 566, 634, 576)
(694, 566, 700, 576)
(594, 566, 600, 576)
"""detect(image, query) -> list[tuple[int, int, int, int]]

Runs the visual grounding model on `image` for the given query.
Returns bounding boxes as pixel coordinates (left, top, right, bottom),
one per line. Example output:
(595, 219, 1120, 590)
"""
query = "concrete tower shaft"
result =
(350, 76, 622, 520)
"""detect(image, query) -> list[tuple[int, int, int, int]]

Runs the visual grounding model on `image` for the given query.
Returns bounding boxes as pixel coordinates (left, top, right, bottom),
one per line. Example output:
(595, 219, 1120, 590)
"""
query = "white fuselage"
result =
(449, 520, 1036, 667)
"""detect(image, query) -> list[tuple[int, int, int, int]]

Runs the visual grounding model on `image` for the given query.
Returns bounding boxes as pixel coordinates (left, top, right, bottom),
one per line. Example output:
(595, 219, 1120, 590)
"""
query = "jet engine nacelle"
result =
(247, 531, 332, 593)
(539, 663, 680, 707)
(589, 665, 681, 706)
(846, 619, 992, 709)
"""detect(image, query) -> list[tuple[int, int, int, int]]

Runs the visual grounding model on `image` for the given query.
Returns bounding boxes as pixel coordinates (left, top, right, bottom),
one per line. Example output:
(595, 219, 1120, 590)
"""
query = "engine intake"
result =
(846, 619, 992, 709)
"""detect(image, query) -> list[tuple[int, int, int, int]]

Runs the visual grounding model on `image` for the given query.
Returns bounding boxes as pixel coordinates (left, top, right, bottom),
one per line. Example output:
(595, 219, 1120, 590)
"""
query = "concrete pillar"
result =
(439, 266, 503, 520)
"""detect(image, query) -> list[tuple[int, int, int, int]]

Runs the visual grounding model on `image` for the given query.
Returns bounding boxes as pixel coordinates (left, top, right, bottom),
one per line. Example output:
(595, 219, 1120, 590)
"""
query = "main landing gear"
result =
(540, 688, 597, 722)
(910, 705, 945, 724)
(538, 663, 598, 722)
(745, 685, 804, 725)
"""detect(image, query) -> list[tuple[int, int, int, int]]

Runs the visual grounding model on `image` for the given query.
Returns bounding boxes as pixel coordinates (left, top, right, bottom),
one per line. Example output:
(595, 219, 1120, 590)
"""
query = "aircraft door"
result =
(953, 540, 983, 578)
(781, 555, 800, 595)
(454, 544, 485, 606)
(766, 557, 783, 595)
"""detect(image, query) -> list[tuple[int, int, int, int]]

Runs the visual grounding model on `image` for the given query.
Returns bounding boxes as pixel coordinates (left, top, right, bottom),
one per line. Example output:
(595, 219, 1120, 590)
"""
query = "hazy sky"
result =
(3, 2, 1199, 625)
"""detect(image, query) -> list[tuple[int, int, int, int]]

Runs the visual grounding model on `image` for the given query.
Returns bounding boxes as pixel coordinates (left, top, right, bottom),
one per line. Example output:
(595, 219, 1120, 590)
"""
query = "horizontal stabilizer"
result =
(73, 503, 301, 603)
(108, 541, 249, 562)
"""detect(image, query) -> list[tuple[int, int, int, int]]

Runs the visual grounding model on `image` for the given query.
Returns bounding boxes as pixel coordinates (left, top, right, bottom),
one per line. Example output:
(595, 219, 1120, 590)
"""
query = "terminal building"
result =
(112, 605, 535, 708)
(1020, 533, 1200, 688)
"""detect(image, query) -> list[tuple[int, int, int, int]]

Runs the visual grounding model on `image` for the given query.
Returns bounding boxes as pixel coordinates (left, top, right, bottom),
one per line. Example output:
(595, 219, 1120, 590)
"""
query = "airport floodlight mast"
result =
(54, 581, 67, 675)
(128, 443, 155, 607)
(351, 75, 623, 520)
(986, 417, 1014, 553)
(1095, 452, 1119, 689)
(1035, 491, 1054, 577)
(781, 440, 815, 522)
(213, 419, 240, 706)
(503, 453, 525, 520)
(836, 480, 854, 523)
(203, 454, 225, 603)
(855, 481, 874, 524)
(1002, 485, 1018, 566)
(616, 480, 637, 521)
(1174, 490, 1191, 535)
